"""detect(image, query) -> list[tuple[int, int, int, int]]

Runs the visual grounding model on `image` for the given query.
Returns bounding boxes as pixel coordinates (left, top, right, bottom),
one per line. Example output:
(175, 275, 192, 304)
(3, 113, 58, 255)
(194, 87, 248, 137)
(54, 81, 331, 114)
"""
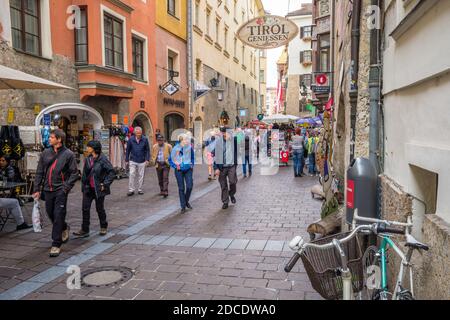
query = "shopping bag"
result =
(32, 200, 42, 233)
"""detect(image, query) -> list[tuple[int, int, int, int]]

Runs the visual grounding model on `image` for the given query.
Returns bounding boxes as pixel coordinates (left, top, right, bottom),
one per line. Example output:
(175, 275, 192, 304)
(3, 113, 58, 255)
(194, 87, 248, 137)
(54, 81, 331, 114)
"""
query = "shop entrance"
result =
(132, 112, 153, 145)
(164, 113, 185, 143)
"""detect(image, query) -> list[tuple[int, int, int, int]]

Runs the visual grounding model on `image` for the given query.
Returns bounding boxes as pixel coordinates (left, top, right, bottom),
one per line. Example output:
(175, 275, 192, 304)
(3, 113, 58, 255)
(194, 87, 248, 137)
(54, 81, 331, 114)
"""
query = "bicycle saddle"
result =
(405, 234, 429, 251)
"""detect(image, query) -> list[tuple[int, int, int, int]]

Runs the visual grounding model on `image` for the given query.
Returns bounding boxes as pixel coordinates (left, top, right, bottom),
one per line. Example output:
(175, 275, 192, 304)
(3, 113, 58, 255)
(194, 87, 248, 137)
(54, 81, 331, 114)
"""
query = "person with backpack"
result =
(32, 129, 78, 257)
(73, 140, 115, 238)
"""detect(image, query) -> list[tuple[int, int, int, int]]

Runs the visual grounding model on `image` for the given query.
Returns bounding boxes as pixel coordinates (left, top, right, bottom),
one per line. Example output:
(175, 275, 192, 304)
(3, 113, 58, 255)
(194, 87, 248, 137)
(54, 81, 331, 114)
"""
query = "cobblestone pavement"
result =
(0, 163, 324, 300)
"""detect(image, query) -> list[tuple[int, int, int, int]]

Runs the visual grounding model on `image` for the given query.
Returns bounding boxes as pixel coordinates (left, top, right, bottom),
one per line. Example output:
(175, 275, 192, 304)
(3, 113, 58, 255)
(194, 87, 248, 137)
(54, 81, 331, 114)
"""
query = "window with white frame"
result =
(104, 13, 124, 69)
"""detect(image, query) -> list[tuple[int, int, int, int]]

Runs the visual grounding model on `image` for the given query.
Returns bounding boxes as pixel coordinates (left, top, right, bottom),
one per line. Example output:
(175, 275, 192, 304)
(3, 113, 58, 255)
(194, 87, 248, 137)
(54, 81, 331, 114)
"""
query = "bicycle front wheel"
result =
(362, 245, 381, 300)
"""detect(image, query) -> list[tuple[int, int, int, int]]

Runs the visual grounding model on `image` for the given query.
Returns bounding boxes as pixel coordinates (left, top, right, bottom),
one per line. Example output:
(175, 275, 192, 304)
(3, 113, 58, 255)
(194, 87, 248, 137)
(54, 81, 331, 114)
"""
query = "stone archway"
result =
(132, 112, 153, 145)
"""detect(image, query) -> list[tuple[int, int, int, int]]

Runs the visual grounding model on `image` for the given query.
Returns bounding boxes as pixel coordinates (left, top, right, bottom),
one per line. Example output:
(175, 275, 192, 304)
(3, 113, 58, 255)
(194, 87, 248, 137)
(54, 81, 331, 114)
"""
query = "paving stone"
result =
(177, 237, 201, 247)
(228, 239, 250, 250)
(145, 235, 171, 246)
(160, 236, 185, 246)
(193, 238, 217, 248)
(246, 240, 268, 251)
(264, 240, 285, 251)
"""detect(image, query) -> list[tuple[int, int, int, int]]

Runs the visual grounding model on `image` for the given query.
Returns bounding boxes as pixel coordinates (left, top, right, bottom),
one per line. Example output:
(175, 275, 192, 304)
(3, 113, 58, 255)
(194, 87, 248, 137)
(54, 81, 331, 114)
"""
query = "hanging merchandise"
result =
(41, 126, 51, 148)
(0, 126, 13, 158)
(10, 126, 25, 160)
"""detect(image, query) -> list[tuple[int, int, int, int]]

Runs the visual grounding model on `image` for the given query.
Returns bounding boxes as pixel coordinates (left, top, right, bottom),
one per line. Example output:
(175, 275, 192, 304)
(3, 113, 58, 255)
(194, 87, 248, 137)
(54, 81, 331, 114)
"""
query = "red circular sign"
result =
(316, 74, 328, 85)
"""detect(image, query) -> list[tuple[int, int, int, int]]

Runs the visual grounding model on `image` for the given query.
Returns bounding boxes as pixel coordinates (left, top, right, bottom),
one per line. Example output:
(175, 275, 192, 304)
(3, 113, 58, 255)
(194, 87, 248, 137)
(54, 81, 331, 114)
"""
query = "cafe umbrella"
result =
(0, 64, 74, 90)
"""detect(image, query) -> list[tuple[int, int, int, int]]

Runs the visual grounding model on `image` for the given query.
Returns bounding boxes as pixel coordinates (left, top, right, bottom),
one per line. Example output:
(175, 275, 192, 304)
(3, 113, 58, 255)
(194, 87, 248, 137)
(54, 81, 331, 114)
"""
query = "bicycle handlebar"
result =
(377, 224, 405, 235)
(284, 252, 301, 273)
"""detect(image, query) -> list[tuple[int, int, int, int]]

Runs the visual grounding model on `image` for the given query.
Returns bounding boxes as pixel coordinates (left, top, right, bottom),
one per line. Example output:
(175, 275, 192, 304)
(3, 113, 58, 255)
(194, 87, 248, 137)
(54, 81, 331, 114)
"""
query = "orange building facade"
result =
(50, 0, 158, 141)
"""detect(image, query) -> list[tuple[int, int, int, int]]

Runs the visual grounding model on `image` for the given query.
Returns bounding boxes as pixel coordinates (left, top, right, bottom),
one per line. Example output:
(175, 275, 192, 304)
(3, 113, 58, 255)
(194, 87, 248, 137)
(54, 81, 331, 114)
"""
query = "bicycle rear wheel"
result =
(362, 245, 380, 300)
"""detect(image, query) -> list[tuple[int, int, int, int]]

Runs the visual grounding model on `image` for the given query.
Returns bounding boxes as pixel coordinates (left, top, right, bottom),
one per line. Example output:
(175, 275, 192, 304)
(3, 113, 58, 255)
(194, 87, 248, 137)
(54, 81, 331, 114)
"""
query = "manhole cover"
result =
(81, 266, 134, 288)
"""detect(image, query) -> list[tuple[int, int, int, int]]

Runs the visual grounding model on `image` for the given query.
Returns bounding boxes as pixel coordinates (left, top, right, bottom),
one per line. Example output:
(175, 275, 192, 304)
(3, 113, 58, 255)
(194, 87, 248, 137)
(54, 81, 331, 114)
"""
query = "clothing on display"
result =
(0, 126, 25, 160)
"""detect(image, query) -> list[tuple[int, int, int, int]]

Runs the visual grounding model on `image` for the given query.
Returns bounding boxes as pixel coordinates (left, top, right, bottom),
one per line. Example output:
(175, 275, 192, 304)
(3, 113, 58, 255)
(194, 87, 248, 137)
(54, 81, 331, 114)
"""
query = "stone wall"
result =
(380, 174, 450, 299)
(195, 63, 258, 131)
(0, 41, 80, 126)
(286, 75, 300, 117)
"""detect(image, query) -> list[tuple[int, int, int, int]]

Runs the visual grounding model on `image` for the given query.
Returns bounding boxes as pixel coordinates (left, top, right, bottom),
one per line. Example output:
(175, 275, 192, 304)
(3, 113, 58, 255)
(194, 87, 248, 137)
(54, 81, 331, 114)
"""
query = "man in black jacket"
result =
(214, 127, 239, 210)
(74, 140, 115, 238)
(33, 129, 78, 257)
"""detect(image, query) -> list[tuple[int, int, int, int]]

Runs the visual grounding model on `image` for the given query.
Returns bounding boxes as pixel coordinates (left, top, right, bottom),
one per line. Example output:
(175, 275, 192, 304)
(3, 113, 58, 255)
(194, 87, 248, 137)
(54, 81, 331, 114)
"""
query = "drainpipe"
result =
(369, 0, 382, 173)
(349, 0, 361, 162)
(187, 0, 194, 132)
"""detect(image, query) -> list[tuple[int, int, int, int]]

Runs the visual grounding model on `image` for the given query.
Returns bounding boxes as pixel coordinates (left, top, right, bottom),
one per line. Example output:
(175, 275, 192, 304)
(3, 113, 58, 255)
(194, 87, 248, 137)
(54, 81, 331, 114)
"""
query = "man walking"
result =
(214, 127, 238, 210)
(126, 127, 150, 196)
(242, 131, 252, 178)
(32, 129, 78, 257)
(151, 135, 172, 198)
(169, 134, 195, 214)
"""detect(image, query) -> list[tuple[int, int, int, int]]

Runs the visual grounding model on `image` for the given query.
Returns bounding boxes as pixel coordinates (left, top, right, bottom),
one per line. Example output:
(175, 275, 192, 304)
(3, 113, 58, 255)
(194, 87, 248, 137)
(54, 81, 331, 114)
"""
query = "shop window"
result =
(10, 0, 41, 56)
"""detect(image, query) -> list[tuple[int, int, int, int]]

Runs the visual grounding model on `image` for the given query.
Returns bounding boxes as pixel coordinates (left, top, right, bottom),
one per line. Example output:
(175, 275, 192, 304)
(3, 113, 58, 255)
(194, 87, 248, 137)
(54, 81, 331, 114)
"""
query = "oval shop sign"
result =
(237, 15, 299, 49)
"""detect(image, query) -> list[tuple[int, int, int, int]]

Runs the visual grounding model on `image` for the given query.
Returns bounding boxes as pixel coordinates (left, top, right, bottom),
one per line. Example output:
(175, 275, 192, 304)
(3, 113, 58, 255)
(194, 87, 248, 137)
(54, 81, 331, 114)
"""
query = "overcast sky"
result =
(261, 0, 311, 88)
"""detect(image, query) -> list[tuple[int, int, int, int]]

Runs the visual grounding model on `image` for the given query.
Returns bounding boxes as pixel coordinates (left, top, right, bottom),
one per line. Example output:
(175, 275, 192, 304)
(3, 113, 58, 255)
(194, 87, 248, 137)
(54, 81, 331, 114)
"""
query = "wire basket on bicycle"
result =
(300, 232, 364, 300)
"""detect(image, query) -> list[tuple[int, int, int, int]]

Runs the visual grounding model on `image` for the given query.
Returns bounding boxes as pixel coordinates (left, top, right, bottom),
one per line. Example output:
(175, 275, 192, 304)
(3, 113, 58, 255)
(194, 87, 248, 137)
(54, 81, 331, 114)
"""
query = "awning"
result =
(0, 64, 74, 90)
(263, 114, 299, 123)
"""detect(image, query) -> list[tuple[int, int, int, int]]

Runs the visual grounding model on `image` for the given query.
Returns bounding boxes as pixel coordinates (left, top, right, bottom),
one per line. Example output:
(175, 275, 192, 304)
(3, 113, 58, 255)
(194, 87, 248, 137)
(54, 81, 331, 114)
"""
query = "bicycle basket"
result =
(300, 232, 364, 300)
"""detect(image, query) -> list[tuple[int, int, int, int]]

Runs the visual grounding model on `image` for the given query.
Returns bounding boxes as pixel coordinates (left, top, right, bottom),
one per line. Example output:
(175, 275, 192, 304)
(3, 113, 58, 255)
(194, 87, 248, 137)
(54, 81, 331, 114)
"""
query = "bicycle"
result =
(284, 209, 429, 300)
(353, 210, 429, 300)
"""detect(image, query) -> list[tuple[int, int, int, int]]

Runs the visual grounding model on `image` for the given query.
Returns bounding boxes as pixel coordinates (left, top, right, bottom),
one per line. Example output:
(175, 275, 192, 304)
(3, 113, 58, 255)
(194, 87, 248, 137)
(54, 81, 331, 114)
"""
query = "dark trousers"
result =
(218, 165, 237, 204)
(175, 169, 193, 209)
(44, 190, 68, 248)
(308, 153, 317, 174)
(242, 155, 252, 176)
(81, 187, 107, 232)
(156, 163, 170, 193)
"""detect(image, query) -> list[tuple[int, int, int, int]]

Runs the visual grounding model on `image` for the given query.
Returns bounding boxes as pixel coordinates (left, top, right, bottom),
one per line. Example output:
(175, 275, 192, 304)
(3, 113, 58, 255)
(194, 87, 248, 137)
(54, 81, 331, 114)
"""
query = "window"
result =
(300, 50, 312, 64)
(259, 70, 265, 80)
(301, 26, 312, 39)
(75, 7, 88, 65)
(168, 56, 174, 78)
(215, 19, 220, 43)
(168, 50, 179, 80)
(195, 59, 202, 81)
(319, 34, 330, 72)
(132, 36, 144, 80)
(167, 0, 176, 17)
(104, 13, 124, 69)
(206, 10, 211, 35)
(224, 28, 228, 51)
(234, 37, 237, 57)
(195, 2, 200, 26)
(10, 0, 41, 55)
(300, 74, 312, 87)
(243, 84, 246, 97)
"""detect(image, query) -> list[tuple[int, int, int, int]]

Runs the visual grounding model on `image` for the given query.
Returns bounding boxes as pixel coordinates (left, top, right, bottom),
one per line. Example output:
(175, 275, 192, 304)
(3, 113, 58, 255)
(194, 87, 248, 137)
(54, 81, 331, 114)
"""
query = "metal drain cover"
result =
(81, 266, 134, 288)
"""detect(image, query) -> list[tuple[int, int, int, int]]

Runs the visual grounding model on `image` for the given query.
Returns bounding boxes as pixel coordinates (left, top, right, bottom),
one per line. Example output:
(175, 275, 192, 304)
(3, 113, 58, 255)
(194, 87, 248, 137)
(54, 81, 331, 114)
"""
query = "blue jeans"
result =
(293, 150, 304, 176)
(242, 155, 252, 176)
(308, 153, 316, 174)
(174, 169, 193, 209)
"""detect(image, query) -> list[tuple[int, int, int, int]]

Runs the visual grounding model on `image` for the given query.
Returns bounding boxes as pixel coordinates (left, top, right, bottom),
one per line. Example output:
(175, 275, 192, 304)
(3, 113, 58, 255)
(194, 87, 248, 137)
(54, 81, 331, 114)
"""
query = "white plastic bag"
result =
(32, 200, 42, 233)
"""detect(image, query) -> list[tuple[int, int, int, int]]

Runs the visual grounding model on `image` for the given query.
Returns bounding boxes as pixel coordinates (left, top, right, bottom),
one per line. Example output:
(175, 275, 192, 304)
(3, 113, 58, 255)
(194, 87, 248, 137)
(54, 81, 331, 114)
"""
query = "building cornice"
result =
(106, 0, 134, 13)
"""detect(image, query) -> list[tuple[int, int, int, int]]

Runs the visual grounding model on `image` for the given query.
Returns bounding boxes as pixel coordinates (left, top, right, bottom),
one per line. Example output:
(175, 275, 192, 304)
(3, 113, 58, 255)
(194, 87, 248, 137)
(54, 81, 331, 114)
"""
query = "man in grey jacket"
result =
(33, 129, 78, 257)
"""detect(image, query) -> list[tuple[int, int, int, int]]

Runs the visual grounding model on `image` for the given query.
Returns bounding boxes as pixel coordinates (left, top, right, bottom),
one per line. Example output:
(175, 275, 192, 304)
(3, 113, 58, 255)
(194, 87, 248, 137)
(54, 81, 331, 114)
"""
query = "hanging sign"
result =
(123, 115, 129, 125)
(7, 108, 14, 124)
(111, 114, 118, 124)
(237, 15, 299, 49)
(43, 114, 51, 126)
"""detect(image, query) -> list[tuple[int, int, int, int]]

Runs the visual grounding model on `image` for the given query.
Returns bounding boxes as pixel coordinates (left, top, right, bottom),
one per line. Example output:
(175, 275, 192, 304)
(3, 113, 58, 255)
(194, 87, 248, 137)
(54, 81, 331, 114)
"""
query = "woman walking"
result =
(291, 128, 306, 177)
(73, 140, 115, 237)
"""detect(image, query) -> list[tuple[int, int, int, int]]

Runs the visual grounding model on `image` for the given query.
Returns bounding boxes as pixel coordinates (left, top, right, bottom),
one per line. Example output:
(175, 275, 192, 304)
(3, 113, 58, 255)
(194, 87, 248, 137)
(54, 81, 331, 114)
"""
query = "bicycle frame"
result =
(377, 235, 414, 299)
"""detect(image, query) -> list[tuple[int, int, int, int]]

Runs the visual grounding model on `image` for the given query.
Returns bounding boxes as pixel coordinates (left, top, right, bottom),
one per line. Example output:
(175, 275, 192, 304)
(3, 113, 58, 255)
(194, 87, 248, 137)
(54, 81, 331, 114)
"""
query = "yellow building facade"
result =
(192, 0, 266, 134)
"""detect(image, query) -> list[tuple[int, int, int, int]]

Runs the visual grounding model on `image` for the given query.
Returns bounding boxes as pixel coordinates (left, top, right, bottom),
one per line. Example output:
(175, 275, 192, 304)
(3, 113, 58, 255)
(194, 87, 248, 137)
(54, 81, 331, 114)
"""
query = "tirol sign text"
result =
(237, 15, 299, 49)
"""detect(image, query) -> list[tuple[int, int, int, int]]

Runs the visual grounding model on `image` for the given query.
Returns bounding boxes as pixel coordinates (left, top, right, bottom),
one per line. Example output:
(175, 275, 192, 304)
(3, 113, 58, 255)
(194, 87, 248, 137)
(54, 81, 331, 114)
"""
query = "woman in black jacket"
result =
(73, 141, 115, 237)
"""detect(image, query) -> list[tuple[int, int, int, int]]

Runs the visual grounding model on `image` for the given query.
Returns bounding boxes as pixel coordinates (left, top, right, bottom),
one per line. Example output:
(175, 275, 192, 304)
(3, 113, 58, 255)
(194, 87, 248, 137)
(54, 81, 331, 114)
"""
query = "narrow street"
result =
(0, 164, 323, 300)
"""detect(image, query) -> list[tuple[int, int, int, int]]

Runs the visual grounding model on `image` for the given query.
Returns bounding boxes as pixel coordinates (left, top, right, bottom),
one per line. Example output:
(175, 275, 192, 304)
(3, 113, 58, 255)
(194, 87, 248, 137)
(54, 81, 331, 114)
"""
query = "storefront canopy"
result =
(0, 65, 74, 90)
(35, 103, 104, 129)
(263, 114, 299, 123)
